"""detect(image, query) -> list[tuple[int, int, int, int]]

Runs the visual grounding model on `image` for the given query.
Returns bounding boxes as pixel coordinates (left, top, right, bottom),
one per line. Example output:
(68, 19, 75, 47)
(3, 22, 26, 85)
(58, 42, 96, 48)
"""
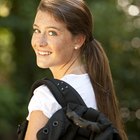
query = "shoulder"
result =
(61, 73, 92, 91)
(61, 74, 97, 109)
(27, 84, 61, 120)
(61, 73, 90, 85)
(33, 84, 52, 97)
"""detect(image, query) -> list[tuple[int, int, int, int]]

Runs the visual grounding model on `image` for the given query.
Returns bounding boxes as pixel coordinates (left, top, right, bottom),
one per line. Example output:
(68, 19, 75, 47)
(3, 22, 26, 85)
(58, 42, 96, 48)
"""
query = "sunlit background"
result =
(0, 0, 140, 139)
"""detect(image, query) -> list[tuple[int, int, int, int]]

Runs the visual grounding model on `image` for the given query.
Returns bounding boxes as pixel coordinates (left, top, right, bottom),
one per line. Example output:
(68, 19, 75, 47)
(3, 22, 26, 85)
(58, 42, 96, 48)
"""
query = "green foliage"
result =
(0, 0, 139, 139)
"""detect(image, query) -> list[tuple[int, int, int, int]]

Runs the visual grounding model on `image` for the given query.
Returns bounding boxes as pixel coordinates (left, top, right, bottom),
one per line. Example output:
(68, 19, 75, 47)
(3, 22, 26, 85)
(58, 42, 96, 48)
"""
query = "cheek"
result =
(56, 42, 74, 59)
(31, 35, 36, 49)
(58, 37, 74, 50)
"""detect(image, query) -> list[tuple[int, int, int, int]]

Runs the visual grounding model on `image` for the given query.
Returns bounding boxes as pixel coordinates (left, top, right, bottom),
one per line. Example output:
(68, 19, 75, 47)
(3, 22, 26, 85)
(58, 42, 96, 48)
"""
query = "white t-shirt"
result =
(27, 74, 97, 120)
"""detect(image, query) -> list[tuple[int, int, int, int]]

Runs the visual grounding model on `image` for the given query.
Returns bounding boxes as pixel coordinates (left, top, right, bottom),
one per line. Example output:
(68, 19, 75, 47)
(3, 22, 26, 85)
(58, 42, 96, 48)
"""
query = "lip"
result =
(36, 50, 52, 56)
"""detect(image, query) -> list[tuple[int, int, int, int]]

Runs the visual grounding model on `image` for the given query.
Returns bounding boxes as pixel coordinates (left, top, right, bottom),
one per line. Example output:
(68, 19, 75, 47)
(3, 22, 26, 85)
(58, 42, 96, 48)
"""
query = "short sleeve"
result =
(26, 85, 61, 120)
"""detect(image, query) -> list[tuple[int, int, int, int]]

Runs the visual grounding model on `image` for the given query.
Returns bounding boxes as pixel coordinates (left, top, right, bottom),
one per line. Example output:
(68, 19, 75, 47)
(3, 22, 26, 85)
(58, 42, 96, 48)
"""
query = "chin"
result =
(37, 63, 48, 69)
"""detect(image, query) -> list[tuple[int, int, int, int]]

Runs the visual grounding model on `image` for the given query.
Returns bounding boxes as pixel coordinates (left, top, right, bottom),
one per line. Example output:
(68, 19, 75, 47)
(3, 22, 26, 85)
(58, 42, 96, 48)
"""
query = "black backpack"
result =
(17, 78, 122, 140)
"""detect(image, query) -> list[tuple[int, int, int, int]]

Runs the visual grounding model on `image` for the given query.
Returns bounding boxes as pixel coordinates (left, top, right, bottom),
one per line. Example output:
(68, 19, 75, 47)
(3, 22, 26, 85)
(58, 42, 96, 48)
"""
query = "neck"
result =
(50, 58, 86, 79)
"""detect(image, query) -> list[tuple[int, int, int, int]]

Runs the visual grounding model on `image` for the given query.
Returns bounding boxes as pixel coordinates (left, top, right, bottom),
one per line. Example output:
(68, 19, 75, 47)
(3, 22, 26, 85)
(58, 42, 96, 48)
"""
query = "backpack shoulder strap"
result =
(30, 78, 86, 108)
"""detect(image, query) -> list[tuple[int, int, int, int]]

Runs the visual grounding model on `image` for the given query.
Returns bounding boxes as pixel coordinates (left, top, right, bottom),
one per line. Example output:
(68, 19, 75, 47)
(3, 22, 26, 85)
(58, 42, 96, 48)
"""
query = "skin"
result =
(25, 10, 86, 140)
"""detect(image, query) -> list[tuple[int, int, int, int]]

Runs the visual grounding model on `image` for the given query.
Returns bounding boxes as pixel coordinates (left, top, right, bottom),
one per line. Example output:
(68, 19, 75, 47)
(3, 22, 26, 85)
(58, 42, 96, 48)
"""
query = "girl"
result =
(25, 0, 128, 140)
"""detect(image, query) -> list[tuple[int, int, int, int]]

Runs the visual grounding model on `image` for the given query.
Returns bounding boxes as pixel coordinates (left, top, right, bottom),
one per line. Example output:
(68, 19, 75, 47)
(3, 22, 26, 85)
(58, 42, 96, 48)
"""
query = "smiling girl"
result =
(24, 0, 128, 140)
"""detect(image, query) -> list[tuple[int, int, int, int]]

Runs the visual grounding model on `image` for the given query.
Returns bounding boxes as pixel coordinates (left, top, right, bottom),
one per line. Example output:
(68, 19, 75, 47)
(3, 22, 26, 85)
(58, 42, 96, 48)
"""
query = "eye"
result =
(48, 31, 57, 36)
(33, 28, 40, 34)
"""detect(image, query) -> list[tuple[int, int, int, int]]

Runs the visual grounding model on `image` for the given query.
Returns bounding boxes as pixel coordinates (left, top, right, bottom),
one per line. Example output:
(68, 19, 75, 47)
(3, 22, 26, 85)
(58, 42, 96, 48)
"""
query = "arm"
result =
(25, 85, 61, 140)
(24, 110, 48, 140)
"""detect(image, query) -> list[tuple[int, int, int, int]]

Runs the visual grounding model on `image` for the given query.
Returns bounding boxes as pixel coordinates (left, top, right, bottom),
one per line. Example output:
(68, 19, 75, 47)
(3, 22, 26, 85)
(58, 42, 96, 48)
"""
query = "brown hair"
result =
(38, 0, 127, 139)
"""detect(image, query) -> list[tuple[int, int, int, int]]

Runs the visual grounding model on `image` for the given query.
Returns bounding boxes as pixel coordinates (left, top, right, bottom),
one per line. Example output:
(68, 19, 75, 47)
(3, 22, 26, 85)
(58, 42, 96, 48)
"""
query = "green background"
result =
(0, 0, 140, 139)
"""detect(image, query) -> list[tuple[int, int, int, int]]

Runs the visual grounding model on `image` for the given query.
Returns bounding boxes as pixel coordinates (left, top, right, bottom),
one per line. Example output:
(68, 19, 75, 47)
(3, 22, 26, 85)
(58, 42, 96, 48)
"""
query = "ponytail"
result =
(82, 39, 128, 140)
(84, 39, 113, 114)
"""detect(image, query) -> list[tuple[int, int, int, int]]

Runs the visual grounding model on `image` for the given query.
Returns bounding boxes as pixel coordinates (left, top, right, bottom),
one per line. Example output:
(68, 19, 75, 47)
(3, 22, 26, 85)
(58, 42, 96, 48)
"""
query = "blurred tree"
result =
(0, 0, 139, 139)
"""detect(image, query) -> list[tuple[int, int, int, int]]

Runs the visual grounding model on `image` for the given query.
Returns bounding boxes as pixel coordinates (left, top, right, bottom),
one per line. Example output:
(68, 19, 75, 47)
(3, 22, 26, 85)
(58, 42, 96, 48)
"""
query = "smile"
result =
(37, 51, 52, 56)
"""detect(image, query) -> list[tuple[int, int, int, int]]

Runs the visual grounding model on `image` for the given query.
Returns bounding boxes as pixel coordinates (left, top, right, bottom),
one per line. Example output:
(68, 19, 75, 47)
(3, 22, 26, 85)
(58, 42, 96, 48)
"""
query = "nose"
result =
(39, 33, 48, 47)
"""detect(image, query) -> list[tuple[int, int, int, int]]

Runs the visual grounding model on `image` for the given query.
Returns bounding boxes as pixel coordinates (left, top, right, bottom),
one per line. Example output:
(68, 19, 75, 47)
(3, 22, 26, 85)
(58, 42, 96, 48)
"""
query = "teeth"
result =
(38, 51, 51, 55)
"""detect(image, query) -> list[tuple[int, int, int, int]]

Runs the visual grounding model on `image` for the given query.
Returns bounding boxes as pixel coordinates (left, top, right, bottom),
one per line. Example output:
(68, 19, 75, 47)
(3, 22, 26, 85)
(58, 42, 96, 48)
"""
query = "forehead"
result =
(34, 10, 66, 29)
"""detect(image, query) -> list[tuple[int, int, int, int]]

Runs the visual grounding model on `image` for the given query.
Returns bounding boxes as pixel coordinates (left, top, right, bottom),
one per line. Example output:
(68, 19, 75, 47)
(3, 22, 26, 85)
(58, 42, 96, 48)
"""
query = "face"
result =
(31, 10, 79, 71)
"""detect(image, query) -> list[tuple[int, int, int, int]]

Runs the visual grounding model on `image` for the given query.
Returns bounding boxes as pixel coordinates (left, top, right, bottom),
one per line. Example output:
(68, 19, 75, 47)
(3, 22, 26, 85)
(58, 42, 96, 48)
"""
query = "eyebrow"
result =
(33, 24, 62, 31)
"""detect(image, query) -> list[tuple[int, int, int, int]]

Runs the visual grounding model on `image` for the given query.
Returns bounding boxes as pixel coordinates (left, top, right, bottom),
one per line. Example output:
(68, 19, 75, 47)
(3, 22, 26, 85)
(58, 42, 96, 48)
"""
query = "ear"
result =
(74, 34, 86, 50)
